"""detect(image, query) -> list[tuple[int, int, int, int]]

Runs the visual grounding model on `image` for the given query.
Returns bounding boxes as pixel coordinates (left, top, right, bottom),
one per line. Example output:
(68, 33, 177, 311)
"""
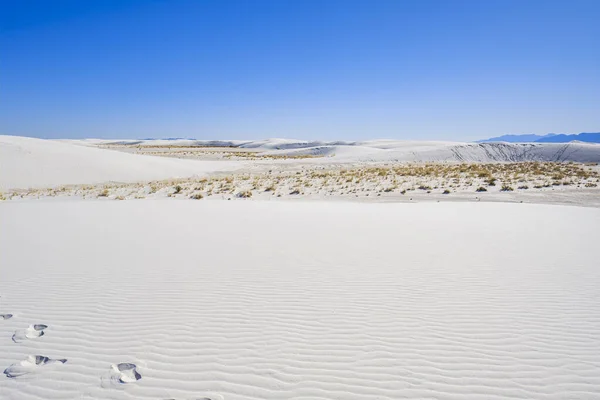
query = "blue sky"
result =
(1, 0, 598, 141)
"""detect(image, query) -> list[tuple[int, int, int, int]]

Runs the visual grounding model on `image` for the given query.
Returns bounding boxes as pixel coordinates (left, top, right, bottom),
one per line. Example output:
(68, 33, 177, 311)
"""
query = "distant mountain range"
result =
(478, 132, 600, 143)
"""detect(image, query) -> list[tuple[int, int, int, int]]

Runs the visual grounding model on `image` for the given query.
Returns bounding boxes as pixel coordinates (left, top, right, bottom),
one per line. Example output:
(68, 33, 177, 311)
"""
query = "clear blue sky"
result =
(1, 0, 598, 141)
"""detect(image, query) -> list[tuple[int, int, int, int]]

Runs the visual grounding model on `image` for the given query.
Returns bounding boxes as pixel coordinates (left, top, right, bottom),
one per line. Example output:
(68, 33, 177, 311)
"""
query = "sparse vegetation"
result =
(4, 161, 599, 203)
(236, 190, 253, 198)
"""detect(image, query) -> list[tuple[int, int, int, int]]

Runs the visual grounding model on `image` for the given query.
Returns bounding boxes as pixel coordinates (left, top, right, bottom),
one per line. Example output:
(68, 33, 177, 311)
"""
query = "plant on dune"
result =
(236, 190, 253, 198)
(190, 193, 204, 200)
(500, 185, 514, 192)
(98, 189, 109, 197)
(173, 185, 182, 194)
(476, 186, 487, 192)
(443, 189, 451, 194)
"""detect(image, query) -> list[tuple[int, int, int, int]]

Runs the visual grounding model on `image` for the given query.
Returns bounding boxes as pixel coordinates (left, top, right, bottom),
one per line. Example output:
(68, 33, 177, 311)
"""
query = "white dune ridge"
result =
(67, 137, 600, 163)
(1, 201, 599, 399)
(0, 135, 245, 190)
(3, 135, 600, 192)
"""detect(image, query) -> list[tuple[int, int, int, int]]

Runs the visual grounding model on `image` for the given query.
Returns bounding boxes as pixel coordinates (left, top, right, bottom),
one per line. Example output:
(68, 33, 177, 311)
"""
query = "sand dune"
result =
(1, 201, 599, 399)
(0, 135, 244, 190)
(262, 141, 600, 163)
(62, 137, 600, 163)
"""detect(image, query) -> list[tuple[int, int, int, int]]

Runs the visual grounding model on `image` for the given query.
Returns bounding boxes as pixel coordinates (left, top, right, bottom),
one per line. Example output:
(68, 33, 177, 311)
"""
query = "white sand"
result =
(62, 138, 600, 163)
(4, 136, 600, 192)
(1, 201, 599, 399)
(0, 136, 244, 190)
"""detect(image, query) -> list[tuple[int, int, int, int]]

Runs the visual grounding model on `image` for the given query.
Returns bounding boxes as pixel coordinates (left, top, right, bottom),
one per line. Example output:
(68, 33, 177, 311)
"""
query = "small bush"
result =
(418, 185, 432, 190)
(585, 182, 598, 188)
(190, 193, 204, 200)
(173, 185, 182, 194)
(236, 190, 253, 198)
(442, 189, 450, 194)
(518, 185, 529, 190)
(98, 189, 109, 197)
(476, 186, 487, 192)
(500, 185, 514, 191)
(289, 189, 301, 195)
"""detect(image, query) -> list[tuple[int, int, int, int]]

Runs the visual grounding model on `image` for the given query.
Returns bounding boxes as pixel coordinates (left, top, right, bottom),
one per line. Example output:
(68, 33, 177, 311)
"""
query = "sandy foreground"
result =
(1, 201, 600, 400)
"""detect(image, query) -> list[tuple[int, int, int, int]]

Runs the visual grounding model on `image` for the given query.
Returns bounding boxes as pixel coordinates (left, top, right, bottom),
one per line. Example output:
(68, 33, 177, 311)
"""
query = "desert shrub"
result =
(585, 182, 598, 188)
(98, 189, 109, 197)
(476, 186, 487, 192)
(500, 185, 514, 191)
(418, 185, 432, 190)
(442, 189, 450, 194)
(289, 189, 301, 195)
(264, 185, 276, 192)
(400, 189, 406, 195)
(190, 193, 204, 200)
(173, 185, 182, 194)
(518, 185, 529, 190)
(486, 177, 497, 186)
(236, 190, 252, 198)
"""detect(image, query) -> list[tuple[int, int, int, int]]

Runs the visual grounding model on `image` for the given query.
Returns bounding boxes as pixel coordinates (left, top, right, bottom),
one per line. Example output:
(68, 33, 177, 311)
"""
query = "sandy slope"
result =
(263, 141, 600, 163)
(0, 136, 244, 190)
(66, 138, 600, 163)
(1, 201, 599, 399)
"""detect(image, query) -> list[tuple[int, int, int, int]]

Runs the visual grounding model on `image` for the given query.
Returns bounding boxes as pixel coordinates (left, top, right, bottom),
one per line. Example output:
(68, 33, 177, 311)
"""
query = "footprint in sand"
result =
(0, 296, 13, 320)
(101, 363, 142, 387)
(12, 324, 48, 343)
(4, 355, 67, 378)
